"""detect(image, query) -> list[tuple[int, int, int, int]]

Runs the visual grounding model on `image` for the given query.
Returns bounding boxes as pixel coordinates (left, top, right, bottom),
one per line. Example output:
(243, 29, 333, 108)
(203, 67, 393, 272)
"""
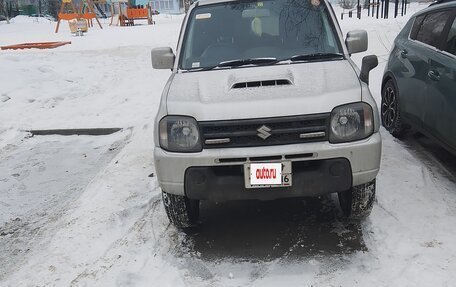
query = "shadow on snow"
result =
(179, 196, 366, 262)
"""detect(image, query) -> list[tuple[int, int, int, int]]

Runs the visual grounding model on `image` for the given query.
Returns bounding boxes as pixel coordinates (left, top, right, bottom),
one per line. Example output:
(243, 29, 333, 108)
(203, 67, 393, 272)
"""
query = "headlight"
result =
(329, 102, 374, 143)
(159, 116, 202, 152)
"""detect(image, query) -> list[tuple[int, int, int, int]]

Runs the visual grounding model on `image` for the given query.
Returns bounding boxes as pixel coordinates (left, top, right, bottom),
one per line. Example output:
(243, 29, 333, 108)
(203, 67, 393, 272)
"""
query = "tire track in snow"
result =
(0, 131, 131, 282)
(69, 194, 163, 286)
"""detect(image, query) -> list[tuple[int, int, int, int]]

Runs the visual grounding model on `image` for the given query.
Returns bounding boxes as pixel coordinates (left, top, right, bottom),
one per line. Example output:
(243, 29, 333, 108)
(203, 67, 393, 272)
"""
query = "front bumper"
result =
(154, 132, 381, 198)
(185, 158, 352, 201)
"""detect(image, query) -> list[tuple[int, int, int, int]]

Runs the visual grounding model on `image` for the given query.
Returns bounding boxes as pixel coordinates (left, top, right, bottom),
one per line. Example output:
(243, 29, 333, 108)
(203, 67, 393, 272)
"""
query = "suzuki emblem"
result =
(257, 125, 272, 140)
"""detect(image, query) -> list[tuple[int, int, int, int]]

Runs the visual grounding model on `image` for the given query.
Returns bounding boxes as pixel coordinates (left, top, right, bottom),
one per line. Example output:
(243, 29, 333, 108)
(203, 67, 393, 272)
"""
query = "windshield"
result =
(179, 0, 342, 70)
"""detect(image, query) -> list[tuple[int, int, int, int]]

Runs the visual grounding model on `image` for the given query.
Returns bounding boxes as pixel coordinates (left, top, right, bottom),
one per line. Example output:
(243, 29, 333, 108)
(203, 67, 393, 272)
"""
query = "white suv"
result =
(152, 0, 381, 228)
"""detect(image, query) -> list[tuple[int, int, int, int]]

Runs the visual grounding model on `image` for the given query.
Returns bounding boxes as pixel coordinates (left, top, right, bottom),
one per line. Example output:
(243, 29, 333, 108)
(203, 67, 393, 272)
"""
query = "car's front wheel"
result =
(162, 191, 199, 229)
(338, 179, 376, 219)
(381, 79, 405, 137)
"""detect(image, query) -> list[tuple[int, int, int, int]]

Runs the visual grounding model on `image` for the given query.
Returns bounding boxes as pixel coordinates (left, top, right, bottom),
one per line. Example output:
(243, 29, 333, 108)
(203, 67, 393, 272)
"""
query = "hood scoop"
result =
(231, 79, 292, 89)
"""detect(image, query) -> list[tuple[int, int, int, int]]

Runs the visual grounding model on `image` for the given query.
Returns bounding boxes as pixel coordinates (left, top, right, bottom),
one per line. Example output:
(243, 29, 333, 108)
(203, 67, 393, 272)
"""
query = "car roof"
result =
(196, 0, 236, 6)
(196, 0, 328, 6)
(413, 0, 456, 18)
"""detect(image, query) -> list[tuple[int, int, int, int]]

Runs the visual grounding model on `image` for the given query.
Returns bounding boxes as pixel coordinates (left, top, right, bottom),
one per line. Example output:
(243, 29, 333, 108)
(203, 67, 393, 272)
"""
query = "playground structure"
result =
(68, 19, 88, 35)
(55, 0, 103, 33)
(110, 0, 154, 26)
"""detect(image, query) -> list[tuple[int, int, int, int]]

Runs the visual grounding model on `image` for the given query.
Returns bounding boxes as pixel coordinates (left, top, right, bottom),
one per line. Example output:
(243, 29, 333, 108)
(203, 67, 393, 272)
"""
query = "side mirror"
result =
(345, 30, 368, 54)
(151, 47, 175, 69)
(360, 55, 378, 85)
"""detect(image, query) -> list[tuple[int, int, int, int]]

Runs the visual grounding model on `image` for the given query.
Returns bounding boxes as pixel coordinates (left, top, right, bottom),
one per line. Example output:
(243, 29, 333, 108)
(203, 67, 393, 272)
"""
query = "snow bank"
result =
(7, 15, 54, 24)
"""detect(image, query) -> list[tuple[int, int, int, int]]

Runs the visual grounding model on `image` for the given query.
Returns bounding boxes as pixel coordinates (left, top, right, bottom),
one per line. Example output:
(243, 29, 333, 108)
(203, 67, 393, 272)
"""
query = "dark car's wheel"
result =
(338, 179, 376, 219)
(381, 79, 405, 137)
(162, 191, 199, 229)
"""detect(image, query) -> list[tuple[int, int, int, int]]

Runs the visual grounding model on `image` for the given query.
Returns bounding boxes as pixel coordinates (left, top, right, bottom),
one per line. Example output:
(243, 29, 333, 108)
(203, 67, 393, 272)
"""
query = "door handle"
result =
(428, 70, 440, 81)
(400, 49, 408, 58)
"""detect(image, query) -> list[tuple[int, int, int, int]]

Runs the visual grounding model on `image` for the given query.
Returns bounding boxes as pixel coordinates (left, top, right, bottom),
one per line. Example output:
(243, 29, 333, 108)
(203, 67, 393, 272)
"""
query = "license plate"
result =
(244, 161, 292, 188)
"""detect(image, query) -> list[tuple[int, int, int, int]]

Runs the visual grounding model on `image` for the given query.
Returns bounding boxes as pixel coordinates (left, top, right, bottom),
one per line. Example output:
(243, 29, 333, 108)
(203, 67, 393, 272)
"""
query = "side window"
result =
(415, 11, 452, 48)
(445, 17, 456, 56)
(410, 15, 425, 40)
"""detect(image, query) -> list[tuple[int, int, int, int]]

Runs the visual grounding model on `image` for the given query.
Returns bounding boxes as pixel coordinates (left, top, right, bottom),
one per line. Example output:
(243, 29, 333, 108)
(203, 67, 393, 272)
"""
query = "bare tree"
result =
(0, 0, 11, 23)
(339, 0, 356, 9)
(46, 0, 60, 19)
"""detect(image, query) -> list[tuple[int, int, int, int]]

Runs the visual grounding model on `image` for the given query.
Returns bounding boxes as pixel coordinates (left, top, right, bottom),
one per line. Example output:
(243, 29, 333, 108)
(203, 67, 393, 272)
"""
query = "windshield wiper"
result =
(194, 57, 278, 71)
(217, 57, 278, 67)
(286, 53, 344, 62)
(186, 54, 342, 72)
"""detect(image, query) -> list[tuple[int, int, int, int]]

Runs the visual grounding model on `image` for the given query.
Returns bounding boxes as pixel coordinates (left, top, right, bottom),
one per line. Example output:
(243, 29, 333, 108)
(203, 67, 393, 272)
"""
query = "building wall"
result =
(136, 0, 183, 14)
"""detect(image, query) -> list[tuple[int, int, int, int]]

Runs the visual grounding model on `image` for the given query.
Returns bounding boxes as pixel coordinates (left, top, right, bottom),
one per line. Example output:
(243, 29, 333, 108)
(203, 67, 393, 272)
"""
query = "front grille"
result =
(200, 113, 330, 149)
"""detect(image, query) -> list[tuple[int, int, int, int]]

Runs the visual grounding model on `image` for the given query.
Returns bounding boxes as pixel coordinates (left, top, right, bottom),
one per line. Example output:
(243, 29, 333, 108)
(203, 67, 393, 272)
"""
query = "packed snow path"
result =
(1, 5, 455, 286)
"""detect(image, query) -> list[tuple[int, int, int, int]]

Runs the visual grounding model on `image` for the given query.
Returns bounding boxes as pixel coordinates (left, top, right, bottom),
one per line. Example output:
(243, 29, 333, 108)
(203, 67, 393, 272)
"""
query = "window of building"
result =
(151, 0, 174, 10)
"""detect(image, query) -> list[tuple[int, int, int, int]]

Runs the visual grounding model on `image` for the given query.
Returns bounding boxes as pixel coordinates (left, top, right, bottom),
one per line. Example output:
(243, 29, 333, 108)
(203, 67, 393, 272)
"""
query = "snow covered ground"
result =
(1, 3, 456, 286)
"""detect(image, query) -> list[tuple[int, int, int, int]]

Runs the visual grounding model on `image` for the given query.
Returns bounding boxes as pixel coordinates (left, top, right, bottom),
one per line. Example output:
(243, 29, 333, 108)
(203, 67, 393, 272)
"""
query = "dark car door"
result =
(393, 16, 430, 126)
(406, 10, 455, 127)
(425, 11, 456, 152)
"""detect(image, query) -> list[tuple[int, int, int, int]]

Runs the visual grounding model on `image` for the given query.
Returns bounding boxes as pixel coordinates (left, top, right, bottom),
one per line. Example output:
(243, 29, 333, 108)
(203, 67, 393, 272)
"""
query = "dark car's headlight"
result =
(329, 102, 374, 143)
(159, 116, 202, 152)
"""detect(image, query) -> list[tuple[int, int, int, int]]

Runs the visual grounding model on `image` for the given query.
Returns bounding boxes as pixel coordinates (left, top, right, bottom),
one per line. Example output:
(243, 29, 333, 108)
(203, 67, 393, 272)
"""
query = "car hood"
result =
(166, 60, 361, 121)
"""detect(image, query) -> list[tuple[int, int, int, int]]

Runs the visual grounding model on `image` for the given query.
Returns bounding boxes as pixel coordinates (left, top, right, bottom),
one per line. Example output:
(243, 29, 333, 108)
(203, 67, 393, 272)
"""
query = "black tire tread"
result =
(338, 179, 376, 220)
(162, 191, 198, 229)
(349, 179, 376, 219)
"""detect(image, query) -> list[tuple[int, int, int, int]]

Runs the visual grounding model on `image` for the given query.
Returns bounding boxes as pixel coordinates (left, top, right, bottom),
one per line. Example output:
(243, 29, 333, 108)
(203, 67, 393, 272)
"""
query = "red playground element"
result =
(1, 41, 72, 50)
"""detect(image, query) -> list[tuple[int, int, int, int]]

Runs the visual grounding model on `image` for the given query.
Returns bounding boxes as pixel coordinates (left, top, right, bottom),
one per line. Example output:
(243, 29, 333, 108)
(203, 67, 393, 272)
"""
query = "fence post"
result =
(377, 0, 380, 18)
(357, 0, 361, 19)
(368, 0, 370, 16)
(385, 0, 389, 19)
(394, 0, 398, 18)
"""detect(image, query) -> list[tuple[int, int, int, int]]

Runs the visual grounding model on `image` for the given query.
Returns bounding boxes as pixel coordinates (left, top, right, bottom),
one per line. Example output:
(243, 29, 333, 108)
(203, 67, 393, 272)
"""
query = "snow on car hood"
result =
(166, 60, 361, 121)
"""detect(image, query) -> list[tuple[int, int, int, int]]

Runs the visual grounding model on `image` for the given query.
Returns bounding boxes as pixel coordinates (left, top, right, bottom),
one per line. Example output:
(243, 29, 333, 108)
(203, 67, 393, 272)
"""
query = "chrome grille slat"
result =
(200, 113, 329, 149)
(203, 125, 327, 138)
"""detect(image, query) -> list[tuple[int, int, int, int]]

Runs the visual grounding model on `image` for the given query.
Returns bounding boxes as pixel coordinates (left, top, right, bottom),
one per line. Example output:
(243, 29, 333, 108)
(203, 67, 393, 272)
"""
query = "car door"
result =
(393, 15, 429, 126)
(425, 10, 456, 152)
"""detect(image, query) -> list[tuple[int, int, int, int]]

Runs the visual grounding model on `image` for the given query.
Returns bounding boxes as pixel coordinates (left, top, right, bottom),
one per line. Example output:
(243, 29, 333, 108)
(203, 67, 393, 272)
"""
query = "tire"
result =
(338, 179, 376, 219)
(162, 191, 199, 229)
(381, 79, 405, 137)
